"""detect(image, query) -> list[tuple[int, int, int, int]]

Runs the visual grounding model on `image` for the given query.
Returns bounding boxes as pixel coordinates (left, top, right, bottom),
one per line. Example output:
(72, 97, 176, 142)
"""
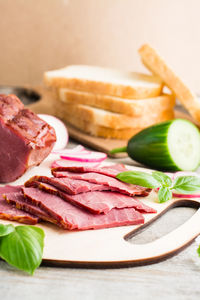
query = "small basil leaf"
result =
(117, 171, 160, 189)
(152, 171, 172, 187)
(158, 187, 172, 203)
(0, 224, 15, 237)
(173, 176, 200, 194)
(0, 225, 44, 275)
(197, 245, 200, 257)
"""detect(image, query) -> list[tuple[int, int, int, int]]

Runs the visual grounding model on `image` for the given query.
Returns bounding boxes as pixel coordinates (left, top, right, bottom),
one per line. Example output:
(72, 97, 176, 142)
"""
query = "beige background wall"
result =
(0, 0, 200, 92)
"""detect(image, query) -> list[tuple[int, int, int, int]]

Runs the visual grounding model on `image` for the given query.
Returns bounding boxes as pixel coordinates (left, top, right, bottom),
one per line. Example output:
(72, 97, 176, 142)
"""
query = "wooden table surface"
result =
(0, 140, 200, 300)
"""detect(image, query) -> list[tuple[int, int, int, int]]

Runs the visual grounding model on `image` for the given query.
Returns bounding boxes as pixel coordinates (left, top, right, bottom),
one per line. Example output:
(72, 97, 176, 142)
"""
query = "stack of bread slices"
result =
(44, 61, 175, 140)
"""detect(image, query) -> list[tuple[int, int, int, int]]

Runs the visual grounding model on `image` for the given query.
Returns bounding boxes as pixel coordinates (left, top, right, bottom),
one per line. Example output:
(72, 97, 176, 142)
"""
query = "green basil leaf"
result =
(0, 224, 15, 237)
(0, 225, 44, 275)
(158, 187, 172, 203)
(116, 171, 160, 189)
(172, 176, 200, 194)
(197, 245, 200, 257)
(152, 171, 172, 187)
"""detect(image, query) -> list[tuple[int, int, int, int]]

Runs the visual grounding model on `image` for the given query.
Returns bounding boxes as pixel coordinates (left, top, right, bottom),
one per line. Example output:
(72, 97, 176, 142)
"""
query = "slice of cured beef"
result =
(26, 181, 156, 214)
(25, 176, 111, 194)
(51, 171, 149, 196)
(4, 192, 59, 225)
(0, 185, 39, 224)
(51, 163, 128, 178)
(51, 160, 101, 169)
(0, 94, 56, 183)
(22, 187, 145, 230)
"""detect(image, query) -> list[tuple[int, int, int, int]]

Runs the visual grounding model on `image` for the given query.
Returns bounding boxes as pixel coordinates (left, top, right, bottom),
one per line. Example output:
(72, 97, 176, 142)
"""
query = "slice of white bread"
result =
(58, 88, 175, 117)
(54, 101, 174, 130)
(55, 109, 142, 140)
(44, 65, 163, 99)
(139, 44, 200, 123)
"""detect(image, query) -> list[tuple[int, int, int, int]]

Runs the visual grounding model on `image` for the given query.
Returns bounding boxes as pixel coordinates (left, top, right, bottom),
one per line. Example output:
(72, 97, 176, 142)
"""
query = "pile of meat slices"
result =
(0, 163, 157, 230)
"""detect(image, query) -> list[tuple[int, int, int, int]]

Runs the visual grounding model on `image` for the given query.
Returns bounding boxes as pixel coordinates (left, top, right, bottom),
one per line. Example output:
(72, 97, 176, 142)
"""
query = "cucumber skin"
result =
(127, 120, 181, 171)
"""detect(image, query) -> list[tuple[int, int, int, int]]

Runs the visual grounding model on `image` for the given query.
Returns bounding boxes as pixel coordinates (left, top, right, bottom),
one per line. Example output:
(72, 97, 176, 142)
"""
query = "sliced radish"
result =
(51, 159, 101, 169)
(156, 189, 200, 198)
(38, 114, 68, 150)
(60, 151, 107, 162)
(52, 145, 86, 155)
(173, 192, 200, 198)
(52, 144, 107, 163)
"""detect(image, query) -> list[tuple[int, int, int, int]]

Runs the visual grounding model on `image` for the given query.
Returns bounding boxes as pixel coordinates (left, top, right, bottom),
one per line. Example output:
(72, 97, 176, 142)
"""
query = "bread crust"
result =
(58, 88, 175, 117)
(139, 44, 200, 123)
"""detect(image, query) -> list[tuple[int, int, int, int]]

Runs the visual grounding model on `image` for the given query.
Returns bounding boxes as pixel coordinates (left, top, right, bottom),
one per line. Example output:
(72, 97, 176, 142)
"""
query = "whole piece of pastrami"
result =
(0, 94, 56, 183)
